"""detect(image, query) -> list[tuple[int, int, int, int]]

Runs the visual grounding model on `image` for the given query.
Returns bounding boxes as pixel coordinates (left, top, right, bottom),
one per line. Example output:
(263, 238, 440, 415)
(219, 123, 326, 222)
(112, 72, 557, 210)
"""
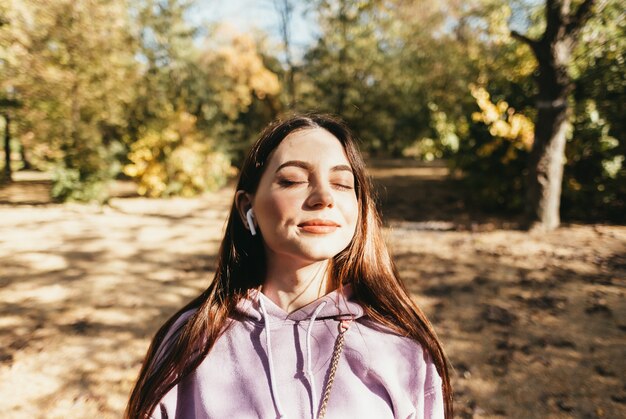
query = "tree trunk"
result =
(512, 0, 598, 231)
(20, 143, 32, 170)
(335, 0, 348, 116)
(527, 93, 569, 230)
(287, 65, 297, 110)
(526, 38, 573, 231)
(274, 0, 297, 109)
(3, 113, 11, 182)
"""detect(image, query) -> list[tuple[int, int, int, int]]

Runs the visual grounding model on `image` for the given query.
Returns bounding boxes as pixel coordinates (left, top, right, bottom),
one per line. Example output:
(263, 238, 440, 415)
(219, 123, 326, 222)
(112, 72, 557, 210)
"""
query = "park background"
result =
(0, 0, 624, 417)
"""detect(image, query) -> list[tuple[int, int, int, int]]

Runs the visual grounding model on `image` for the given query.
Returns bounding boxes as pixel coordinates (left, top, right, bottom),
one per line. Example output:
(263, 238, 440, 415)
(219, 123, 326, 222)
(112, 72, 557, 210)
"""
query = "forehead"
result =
(267, 128, 350, 167)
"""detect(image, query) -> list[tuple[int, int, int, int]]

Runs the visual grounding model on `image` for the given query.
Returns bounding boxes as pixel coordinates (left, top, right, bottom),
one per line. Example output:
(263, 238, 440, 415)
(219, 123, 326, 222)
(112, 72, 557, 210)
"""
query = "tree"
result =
(0, 0, 138, 200)
(302, 0, 427, 154)
(562, 0, 625, 221)
(0, 97, 20, 181)
(123, 25, 281, 197)
(273, 0, 297, 108)
(512, 0, 602, 230)
(1, 4, 22, 181)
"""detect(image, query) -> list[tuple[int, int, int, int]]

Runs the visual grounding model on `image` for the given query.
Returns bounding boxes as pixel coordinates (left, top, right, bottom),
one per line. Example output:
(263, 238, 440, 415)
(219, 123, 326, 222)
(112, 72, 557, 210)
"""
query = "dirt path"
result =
(1, 162, 624, 418)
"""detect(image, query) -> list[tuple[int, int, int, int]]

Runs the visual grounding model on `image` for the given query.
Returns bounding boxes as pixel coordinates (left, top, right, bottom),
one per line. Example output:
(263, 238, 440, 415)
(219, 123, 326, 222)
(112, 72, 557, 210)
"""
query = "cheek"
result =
(340, 195, 359, 228)
(257, 190, 300, 225)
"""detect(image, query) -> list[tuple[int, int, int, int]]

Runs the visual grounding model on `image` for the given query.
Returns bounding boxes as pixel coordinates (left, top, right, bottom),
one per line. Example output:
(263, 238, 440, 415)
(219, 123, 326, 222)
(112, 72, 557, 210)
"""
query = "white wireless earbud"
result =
(245, 208, 257, 236)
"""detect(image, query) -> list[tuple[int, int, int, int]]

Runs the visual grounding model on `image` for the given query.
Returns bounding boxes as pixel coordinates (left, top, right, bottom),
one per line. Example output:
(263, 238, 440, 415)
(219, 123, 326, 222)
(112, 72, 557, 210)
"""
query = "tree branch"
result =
(511, 30, 539, 54)
(566, 0, 600, 36)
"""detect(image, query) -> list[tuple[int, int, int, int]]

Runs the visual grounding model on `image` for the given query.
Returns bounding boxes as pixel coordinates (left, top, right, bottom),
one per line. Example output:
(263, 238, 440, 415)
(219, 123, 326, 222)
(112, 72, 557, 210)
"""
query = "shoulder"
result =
(350, 317, 444, 415)
(352, 317, 428, 365)
(148, 309, 198, 419)
(160, 308, 197, 345)
(151, 308, 198, 371)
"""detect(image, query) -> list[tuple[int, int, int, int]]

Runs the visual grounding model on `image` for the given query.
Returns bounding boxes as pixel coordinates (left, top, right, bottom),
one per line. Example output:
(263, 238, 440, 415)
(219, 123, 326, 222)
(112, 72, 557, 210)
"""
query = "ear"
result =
(235, 190, 255, 231)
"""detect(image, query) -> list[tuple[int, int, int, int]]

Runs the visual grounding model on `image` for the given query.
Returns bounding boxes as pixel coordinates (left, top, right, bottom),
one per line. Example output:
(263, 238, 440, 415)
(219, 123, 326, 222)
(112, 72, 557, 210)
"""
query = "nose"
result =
(305, 180, 334, 209)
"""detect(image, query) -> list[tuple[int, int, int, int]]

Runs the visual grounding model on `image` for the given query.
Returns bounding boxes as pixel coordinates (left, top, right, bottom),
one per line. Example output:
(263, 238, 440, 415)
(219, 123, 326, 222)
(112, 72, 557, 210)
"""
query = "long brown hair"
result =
(126, 113, 453, 418)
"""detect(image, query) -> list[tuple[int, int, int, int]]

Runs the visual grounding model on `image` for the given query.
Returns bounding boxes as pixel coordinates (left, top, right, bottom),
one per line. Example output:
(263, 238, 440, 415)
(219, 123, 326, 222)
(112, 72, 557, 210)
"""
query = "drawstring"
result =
(305, 301, 328, 419)
(258, 296, 286, 418)
(258, 295, 353, 419)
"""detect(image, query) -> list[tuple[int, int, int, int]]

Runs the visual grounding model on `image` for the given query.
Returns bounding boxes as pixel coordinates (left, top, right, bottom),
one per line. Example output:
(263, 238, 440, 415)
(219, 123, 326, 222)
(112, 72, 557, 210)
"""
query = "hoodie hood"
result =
(234, 284, 365, 323)
(233, 285, 365, 419)
(152, 282, 446, 419)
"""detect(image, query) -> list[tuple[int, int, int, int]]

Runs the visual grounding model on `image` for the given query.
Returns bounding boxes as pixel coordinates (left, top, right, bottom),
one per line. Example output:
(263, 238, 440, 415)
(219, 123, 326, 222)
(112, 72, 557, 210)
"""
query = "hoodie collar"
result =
(235, 284, 364, 323)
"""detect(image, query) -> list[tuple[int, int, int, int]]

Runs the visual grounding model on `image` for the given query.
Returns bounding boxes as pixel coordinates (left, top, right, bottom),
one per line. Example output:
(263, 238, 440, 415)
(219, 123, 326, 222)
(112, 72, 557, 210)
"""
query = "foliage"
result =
(0, 0, 622, 220)
(204, 32, 281, 120)
(453, 85, 534, 211)
(560, 0, 626, 221)
(470, 86, 534, 159)
(195, 30, 281, 162)
(1, 0, 137, 200)
(122, 20, 280, 195)
(562, 100, 625, 221)
(124, 111, 234, 197)
(51, 143, 122, 203)
(0, 0, 280, 201)
(300, 1, 441, 156)
(447, 0, 624, 220)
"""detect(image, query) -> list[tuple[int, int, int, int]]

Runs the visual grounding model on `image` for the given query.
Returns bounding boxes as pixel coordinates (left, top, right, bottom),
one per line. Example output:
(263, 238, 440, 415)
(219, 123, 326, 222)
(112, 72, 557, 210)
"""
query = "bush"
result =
(124, 112, 234, 197)
(452, 86, 533, 213)
(51, 141, 122, 203)
(561, 100, 626, 222)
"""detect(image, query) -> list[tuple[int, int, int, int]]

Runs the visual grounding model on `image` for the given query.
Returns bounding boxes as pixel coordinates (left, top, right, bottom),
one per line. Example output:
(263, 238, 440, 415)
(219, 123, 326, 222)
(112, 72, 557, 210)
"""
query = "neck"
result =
(262, 254, 333, 313)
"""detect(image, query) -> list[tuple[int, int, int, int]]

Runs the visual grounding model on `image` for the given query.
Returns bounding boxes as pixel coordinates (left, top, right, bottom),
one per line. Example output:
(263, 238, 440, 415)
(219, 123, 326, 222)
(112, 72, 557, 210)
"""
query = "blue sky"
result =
(190, 1, 319, 60)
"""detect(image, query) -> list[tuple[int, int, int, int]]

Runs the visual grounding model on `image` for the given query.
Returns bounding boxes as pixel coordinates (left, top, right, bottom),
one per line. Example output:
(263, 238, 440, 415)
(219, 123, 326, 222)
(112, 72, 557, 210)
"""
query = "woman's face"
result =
(250, 128, 359, 264)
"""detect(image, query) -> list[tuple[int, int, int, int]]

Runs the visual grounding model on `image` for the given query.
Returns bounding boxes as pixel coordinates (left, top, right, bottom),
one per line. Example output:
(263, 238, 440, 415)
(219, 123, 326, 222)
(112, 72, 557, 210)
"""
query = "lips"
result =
(298, 219, 340, 234)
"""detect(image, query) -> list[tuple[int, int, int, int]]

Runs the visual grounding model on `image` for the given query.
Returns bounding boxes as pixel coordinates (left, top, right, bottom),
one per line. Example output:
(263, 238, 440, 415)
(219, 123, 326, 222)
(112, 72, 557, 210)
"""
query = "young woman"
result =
(126, 113, 452, 418)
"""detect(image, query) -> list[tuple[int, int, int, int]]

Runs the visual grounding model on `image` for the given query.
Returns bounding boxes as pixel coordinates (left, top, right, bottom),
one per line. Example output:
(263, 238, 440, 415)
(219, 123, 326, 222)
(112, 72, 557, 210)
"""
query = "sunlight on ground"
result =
(1, 175, 625, 418)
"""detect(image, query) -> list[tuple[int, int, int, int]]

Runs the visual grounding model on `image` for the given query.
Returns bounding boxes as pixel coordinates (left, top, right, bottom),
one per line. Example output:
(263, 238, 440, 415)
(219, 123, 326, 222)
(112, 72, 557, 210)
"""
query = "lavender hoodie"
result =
(150, 286, 444, 419)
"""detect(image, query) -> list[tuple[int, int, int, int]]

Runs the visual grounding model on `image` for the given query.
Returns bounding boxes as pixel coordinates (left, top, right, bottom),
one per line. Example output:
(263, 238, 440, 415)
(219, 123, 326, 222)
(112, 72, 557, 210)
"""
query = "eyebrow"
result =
(275, 160, 353, 174)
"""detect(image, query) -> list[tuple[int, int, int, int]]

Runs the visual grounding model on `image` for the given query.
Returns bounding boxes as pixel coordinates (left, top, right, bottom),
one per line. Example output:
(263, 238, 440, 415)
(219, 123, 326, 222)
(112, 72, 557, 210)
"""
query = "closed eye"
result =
(333, 183, 353, 191)
(278, 179, 306, 187)
(278, 179, 353, 191)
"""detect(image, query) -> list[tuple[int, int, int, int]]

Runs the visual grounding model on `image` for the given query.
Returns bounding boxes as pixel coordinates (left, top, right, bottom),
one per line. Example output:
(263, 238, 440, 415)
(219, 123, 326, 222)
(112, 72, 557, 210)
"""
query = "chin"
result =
(296, 244, 347, 262)
(268, 237, 352, 263)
